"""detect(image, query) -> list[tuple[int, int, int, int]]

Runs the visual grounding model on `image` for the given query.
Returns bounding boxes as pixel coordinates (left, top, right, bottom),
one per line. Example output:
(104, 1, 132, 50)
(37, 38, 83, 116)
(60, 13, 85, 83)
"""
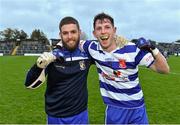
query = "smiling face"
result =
(59, 16, 81, 51)
(60, 24, 81, 51)
(93, 18, 117, 52)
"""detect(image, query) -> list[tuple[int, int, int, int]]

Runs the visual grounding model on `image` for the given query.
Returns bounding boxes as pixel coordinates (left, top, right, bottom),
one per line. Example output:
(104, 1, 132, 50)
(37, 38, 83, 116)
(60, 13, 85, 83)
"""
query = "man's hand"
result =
(37, 52, 56, 69)
(136, 37, 159, 56)
(115, 35, 129, 48)
(52, 47, 65, 63)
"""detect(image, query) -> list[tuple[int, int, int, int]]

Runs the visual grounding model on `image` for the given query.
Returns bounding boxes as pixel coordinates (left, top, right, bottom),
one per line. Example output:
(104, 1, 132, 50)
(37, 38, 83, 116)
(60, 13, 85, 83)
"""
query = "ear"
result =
(79, 29, 82, 35)
(114, 27, 117, 33)
(59, 32, 62, 39)
(93, 30, 96, 38)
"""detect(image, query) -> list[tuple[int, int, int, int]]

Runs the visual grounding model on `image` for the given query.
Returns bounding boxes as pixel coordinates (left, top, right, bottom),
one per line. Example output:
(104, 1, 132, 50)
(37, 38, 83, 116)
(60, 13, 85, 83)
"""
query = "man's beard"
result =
(62, 38, 80, 52)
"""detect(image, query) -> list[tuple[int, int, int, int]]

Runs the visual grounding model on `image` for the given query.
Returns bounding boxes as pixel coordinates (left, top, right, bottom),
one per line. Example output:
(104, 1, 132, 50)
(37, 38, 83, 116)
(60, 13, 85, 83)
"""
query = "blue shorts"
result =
(47, 109, 88, 124)
(105, 105, 148, 124)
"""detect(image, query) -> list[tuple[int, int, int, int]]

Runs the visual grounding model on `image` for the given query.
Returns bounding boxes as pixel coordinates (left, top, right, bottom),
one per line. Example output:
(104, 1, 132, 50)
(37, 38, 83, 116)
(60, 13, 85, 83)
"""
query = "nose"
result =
(101, 27, 106, 34)
(68, 33, 73, 39)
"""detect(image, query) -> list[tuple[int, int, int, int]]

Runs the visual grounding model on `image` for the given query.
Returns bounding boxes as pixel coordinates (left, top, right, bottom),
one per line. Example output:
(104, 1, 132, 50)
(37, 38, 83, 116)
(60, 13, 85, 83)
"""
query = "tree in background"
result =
(30, 29, 47, 40)
(0, 28, 14, 40)
(30, 29, 49, 44)
(19, 30, 28, 40)
(0, 28, 28, 40)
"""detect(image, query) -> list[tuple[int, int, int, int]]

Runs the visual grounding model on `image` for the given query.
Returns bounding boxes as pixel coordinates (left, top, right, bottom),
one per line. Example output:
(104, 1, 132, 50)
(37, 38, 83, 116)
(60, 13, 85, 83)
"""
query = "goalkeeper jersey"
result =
(80, 40, 154, 109)
(25, 46, 93, 117)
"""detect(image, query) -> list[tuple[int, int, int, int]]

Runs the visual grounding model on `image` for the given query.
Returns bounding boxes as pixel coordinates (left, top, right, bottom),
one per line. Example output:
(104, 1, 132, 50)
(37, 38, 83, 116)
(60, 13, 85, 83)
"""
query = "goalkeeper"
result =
(25, 17, 93, 124)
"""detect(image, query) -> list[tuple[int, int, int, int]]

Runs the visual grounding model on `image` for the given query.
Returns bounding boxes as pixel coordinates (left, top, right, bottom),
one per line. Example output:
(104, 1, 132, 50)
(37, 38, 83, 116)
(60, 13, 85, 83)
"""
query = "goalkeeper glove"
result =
(37, 52, 56, 69)
(136, 37, 159, 56)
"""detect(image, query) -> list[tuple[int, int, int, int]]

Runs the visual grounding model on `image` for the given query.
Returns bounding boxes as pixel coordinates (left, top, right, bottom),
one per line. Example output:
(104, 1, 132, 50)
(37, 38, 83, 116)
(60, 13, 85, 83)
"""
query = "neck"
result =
(103, 39, 117, 52)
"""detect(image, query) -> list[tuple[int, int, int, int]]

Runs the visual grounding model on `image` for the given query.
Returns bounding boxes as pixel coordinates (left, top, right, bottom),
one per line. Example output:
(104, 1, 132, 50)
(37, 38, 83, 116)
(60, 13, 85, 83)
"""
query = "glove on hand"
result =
(136, 37, 155, 52)
(136, 37, 159, 56)
(37, 52, 56, 68)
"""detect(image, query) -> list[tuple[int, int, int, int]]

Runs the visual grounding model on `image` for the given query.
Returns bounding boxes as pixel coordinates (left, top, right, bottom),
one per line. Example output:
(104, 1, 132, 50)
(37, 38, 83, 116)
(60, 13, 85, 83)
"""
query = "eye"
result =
(71, 30, 77, 34)
(105, 26, 111, 29)
(62, 31, 68, 35)
(95, 27, 102, 31)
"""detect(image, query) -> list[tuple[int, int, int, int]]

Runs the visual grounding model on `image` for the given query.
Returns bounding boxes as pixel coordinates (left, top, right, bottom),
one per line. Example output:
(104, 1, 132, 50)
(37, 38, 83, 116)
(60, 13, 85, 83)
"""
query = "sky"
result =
(0, 0, 180, 43)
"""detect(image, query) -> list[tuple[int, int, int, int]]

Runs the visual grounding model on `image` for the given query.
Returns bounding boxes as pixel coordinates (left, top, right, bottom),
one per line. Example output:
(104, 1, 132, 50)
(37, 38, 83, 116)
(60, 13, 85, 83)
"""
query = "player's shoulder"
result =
(116, 40, 138, 53)
(85, 39, 98, 43)
(127, 41, 136, 46)
(124, 41, 138, 51)
(80, 39, 98, 47)
(118, 39, 136, 49)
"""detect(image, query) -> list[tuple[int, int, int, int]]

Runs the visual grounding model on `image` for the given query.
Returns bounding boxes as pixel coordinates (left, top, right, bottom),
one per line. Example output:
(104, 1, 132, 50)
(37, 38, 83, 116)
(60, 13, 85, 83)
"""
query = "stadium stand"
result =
(0, 39, 180, 56)
(16, 39, 51, 55)
(0, 39, 51, 56)
(50, 38, 61, 48)
(131, 39, 180, 56)
(0, 40, 16, 55)
(157, 42, 180, 56)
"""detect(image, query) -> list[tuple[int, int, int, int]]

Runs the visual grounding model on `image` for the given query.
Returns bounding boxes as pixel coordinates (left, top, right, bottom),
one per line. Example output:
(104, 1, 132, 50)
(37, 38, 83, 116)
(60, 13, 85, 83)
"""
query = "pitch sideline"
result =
(139, 67, 180, 76)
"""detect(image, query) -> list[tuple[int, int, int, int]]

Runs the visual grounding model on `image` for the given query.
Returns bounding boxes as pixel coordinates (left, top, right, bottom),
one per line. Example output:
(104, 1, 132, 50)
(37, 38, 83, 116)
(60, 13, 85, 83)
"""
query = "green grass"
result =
(0, 56, 180, 124)
(139, 56, 180, 123)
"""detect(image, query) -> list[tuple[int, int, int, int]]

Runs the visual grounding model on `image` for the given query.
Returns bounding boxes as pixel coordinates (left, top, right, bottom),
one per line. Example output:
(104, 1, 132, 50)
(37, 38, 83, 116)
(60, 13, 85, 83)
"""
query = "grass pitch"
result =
(0, 56, 180, 124)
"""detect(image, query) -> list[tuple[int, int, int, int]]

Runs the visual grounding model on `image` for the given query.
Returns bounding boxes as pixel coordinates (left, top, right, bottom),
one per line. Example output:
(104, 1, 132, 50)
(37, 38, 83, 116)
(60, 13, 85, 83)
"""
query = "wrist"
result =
(37, 62, 45, 69)
(152, 48, 159, 56)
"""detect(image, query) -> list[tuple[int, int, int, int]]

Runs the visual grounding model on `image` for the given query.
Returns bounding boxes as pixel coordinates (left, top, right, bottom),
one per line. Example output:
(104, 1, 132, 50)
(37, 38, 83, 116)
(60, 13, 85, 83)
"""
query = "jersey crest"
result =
(119, 59, 126, 68)
(79, 60, 86, 70)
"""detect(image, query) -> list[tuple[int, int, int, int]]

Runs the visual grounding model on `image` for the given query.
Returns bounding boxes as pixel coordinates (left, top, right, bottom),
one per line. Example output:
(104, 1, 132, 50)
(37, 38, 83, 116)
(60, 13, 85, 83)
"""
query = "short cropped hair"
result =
(93, 12, 114, 29)
(59, 16, 80, 31)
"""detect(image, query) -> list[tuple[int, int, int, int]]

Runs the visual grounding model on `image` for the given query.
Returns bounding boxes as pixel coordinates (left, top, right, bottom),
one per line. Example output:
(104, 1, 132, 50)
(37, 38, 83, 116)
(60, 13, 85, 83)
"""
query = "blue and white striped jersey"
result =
(80, 40, 154, 109)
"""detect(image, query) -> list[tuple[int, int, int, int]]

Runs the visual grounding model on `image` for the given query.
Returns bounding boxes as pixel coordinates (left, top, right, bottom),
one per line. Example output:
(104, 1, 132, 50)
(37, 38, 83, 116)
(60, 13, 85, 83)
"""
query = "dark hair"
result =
(59, 16, 80, 31)
(93, 12, 114, 29)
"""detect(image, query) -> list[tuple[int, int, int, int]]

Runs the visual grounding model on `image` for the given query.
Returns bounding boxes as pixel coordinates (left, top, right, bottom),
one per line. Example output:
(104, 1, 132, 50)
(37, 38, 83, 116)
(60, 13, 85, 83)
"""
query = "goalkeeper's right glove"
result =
(37, 52, 56, 69)
(136, 37, 159, 56)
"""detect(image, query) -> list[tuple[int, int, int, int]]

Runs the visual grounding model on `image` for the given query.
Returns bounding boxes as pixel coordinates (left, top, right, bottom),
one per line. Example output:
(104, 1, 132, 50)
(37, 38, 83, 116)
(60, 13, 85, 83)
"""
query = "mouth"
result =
(100, 35, 109, 41)
(68, 40, 74, 44)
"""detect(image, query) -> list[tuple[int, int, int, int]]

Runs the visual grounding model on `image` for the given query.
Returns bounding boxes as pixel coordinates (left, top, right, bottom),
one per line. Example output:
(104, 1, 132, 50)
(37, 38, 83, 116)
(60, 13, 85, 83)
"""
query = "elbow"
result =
(165, 66, 170, 74)
(24, 82, 33, 89)
(25, 80, 43, 89)
(160, 65, 170, 74)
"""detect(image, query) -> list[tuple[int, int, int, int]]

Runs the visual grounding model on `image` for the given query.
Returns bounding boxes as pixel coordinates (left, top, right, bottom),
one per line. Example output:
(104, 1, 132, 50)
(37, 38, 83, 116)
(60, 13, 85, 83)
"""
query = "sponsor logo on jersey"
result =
(105, 58, 114, 61)
(55, 65, 65, 69)
(146, 54, 153, 62)
(113, 70, 121, 77)
(101, 72, 115, 81)
(101, 71, 129, 82)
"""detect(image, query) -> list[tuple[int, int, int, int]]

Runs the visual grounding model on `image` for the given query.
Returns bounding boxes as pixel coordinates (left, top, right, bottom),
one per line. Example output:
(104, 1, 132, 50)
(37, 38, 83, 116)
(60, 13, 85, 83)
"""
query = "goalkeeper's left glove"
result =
(136, 37, 159, 56)
(37, 52, 56, 69)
